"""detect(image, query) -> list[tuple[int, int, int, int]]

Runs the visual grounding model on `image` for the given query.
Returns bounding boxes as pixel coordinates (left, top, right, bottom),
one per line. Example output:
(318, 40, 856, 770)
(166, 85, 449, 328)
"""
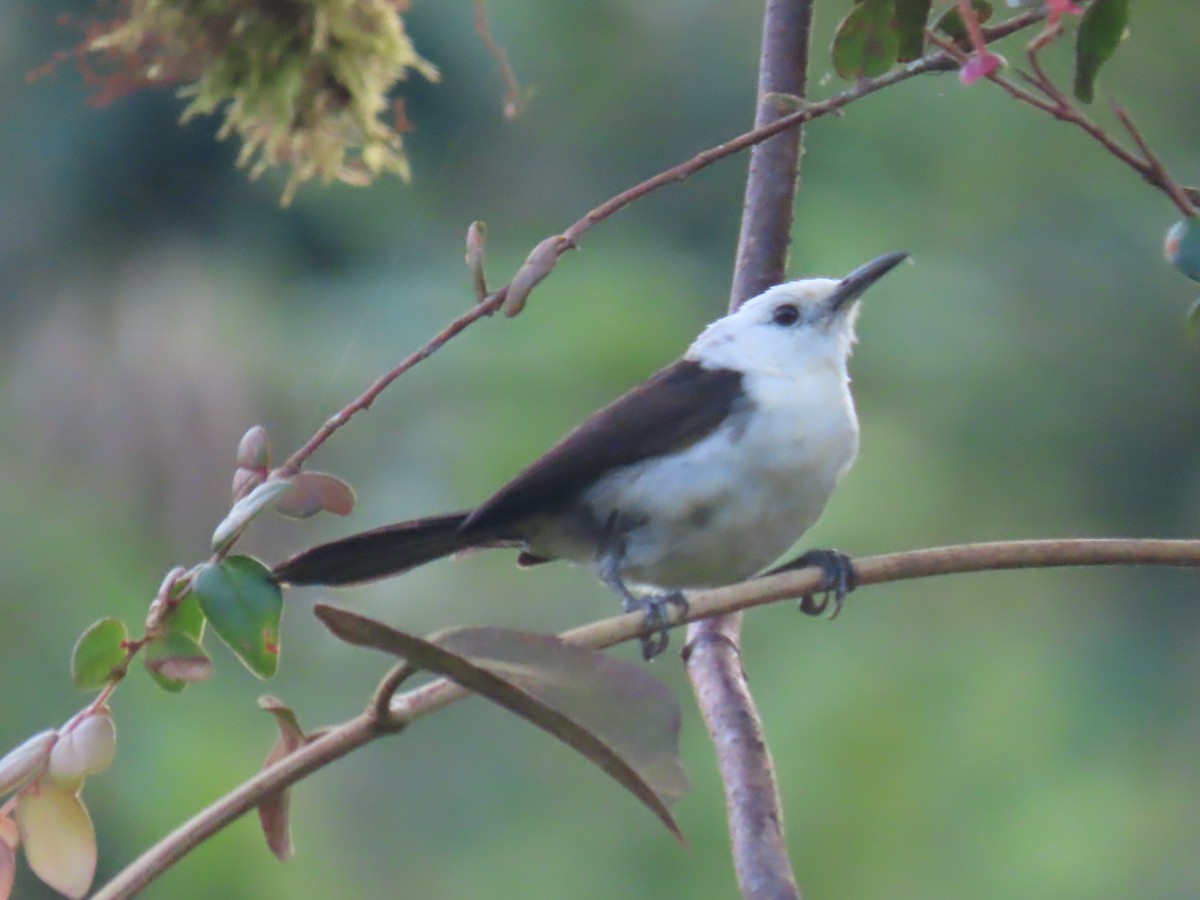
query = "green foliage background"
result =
(2, 2, 1199, 897)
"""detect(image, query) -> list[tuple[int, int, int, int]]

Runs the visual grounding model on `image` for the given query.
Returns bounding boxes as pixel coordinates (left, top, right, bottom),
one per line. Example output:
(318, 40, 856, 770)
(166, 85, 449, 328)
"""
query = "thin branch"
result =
(368, 661, 417, 725)
(725, 1, 811, 305)
(277, 7, 1050, 476)
(686, 0, 812, 895)
(100, 7, 1070, 897)
(277, 292, 507, 476)
(92, 716, 383, 900)
(473, 0, 526, 119)
(94, 537, 1200, 899)
(1111, 103, 1199, 218)
(929, 32, 1197, 219)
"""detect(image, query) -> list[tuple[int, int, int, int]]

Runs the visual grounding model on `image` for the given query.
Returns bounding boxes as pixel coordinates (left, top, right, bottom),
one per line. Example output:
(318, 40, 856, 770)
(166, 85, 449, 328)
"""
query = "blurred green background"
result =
(2, 2, 1200, 897)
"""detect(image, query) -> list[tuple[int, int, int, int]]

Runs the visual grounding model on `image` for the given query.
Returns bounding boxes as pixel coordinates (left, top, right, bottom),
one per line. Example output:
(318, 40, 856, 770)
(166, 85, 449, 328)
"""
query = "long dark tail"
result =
(274, 512, 480, 586)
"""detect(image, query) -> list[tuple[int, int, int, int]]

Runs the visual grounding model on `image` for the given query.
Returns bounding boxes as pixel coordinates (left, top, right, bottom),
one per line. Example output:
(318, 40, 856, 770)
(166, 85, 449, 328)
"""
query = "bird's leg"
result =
(595, 537, 688, 661)
(764, 548, 857, 619)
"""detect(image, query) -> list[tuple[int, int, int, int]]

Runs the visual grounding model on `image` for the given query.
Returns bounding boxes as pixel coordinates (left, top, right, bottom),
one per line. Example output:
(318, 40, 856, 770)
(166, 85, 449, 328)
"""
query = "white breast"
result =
(584, 360, 859, 589)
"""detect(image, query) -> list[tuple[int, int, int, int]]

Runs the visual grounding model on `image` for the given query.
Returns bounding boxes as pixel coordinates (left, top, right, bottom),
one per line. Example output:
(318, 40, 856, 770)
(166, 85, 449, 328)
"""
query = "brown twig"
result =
(276, 7, 1050, 477)
(1111, 104, 1198, 218)
(929, 31, 1197, 219)
(276, 289, 508, 476)
(368, 661, 417, 725)
(684, 0, 812, 896)
(93, 537, 1200, 899)
(92, 7, 1063, 895)
(473, 0, 526, 120)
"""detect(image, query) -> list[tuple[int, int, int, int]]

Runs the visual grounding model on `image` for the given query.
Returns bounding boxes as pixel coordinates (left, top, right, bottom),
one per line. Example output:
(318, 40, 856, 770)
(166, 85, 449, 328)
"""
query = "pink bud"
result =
(959, 51, 1005, 85)
(1047, 0, 1084, 25)
(235, 425, 271, 470)
(232, 466, 267, 503)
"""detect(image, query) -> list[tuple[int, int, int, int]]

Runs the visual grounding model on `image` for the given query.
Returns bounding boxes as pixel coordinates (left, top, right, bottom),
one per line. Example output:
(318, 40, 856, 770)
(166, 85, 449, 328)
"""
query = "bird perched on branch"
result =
(275, 251, 909, 658)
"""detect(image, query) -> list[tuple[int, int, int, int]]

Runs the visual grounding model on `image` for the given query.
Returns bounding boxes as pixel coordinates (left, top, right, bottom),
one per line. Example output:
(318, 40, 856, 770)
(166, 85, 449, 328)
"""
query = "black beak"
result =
(828, 251, 910, 312)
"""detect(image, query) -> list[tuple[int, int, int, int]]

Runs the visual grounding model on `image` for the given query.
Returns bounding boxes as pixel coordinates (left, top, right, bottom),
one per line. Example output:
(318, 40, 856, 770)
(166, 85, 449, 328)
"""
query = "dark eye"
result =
(771, 303, 800, 327)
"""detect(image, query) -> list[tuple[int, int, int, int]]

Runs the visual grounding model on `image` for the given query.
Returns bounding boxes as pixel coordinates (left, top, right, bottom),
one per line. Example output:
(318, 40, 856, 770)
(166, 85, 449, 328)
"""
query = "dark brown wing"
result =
(460, 359, 744, 535)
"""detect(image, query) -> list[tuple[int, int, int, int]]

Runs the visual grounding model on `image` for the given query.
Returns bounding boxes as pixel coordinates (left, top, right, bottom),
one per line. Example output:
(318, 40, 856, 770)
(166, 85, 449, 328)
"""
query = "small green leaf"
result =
(70, 619, 128, 690)
(314, 606, 688, 840)
(144, 630, 214, 692)
(143, 594, 209, 692)
(274, 471, 356, 519)
(211, 479, 295, 553)
(832, 0, 900, 80)
(895, 0, 932, 61)
(933, 0, 993, 41)
(171, 593, 207, 643)
(193, 557, 283, 679)
(1075, 0, 1128, 102)
(1074, 0, 1129, 104)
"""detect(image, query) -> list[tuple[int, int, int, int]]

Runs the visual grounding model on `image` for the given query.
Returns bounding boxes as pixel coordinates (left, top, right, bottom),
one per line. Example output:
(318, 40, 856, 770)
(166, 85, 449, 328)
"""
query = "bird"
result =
(275, 251, 909, 658)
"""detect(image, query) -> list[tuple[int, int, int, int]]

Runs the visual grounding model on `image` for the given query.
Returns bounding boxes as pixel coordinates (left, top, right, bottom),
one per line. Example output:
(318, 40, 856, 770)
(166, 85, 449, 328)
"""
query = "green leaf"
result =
(933, 0, 992, 41)
(314, 606, 689, 841)
(895, 0, 932, 61)
(70, 618, 128, 690)
(832, 0, 900, 80)
(143, 594, 209, 693)
(1074, 0, 1129, 103)
(171, 593, 207, 642)
(193, 557, 283, 679)
(144, 630, 214, 692)
(211, 479, 295, 553)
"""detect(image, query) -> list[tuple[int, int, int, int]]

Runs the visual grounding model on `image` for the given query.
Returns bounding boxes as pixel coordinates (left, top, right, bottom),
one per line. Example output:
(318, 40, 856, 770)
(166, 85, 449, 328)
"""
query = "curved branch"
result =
(928, 31, 1197, 219)
(94, 537, 1200, 898)
(278, 7, 1049, 475)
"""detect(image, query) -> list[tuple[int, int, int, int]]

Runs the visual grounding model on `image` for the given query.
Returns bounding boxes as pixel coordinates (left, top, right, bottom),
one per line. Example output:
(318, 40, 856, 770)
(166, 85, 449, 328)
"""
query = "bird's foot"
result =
(769, 548, 857, 620)
(623, 591, 689, 660)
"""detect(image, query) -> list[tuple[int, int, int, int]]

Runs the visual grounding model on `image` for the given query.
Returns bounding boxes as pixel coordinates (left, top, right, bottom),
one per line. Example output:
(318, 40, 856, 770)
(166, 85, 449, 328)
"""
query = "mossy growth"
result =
(84, 0, 439, 204)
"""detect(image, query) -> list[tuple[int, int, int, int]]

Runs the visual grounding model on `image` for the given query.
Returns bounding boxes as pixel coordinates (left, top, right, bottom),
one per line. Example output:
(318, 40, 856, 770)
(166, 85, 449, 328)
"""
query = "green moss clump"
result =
(87, 0, 439, 204)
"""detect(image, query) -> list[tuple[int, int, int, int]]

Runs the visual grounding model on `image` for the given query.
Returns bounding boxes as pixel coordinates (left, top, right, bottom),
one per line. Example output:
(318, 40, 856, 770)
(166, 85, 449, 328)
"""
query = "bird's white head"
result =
(686, 252, 909, 376)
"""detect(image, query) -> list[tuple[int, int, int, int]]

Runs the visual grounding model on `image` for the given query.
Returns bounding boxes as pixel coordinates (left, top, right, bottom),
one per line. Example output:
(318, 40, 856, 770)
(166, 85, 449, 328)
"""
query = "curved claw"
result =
(784, 549, 857, 620)
(637, 591, 689, 660)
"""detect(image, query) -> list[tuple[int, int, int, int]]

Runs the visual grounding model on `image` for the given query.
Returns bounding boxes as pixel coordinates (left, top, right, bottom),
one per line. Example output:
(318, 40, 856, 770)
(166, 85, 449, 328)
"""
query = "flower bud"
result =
(0, 730, 55, 796)
(48, 713, 116, 790)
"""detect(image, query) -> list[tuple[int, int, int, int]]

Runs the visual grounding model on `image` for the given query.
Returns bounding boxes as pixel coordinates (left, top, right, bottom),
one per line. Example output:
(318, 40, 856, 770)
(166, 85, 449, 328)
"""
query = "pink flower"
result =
(953, 0, 1007, 87)
(1047, 0, 1085, 26)
(959, 50, 1005, 85)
